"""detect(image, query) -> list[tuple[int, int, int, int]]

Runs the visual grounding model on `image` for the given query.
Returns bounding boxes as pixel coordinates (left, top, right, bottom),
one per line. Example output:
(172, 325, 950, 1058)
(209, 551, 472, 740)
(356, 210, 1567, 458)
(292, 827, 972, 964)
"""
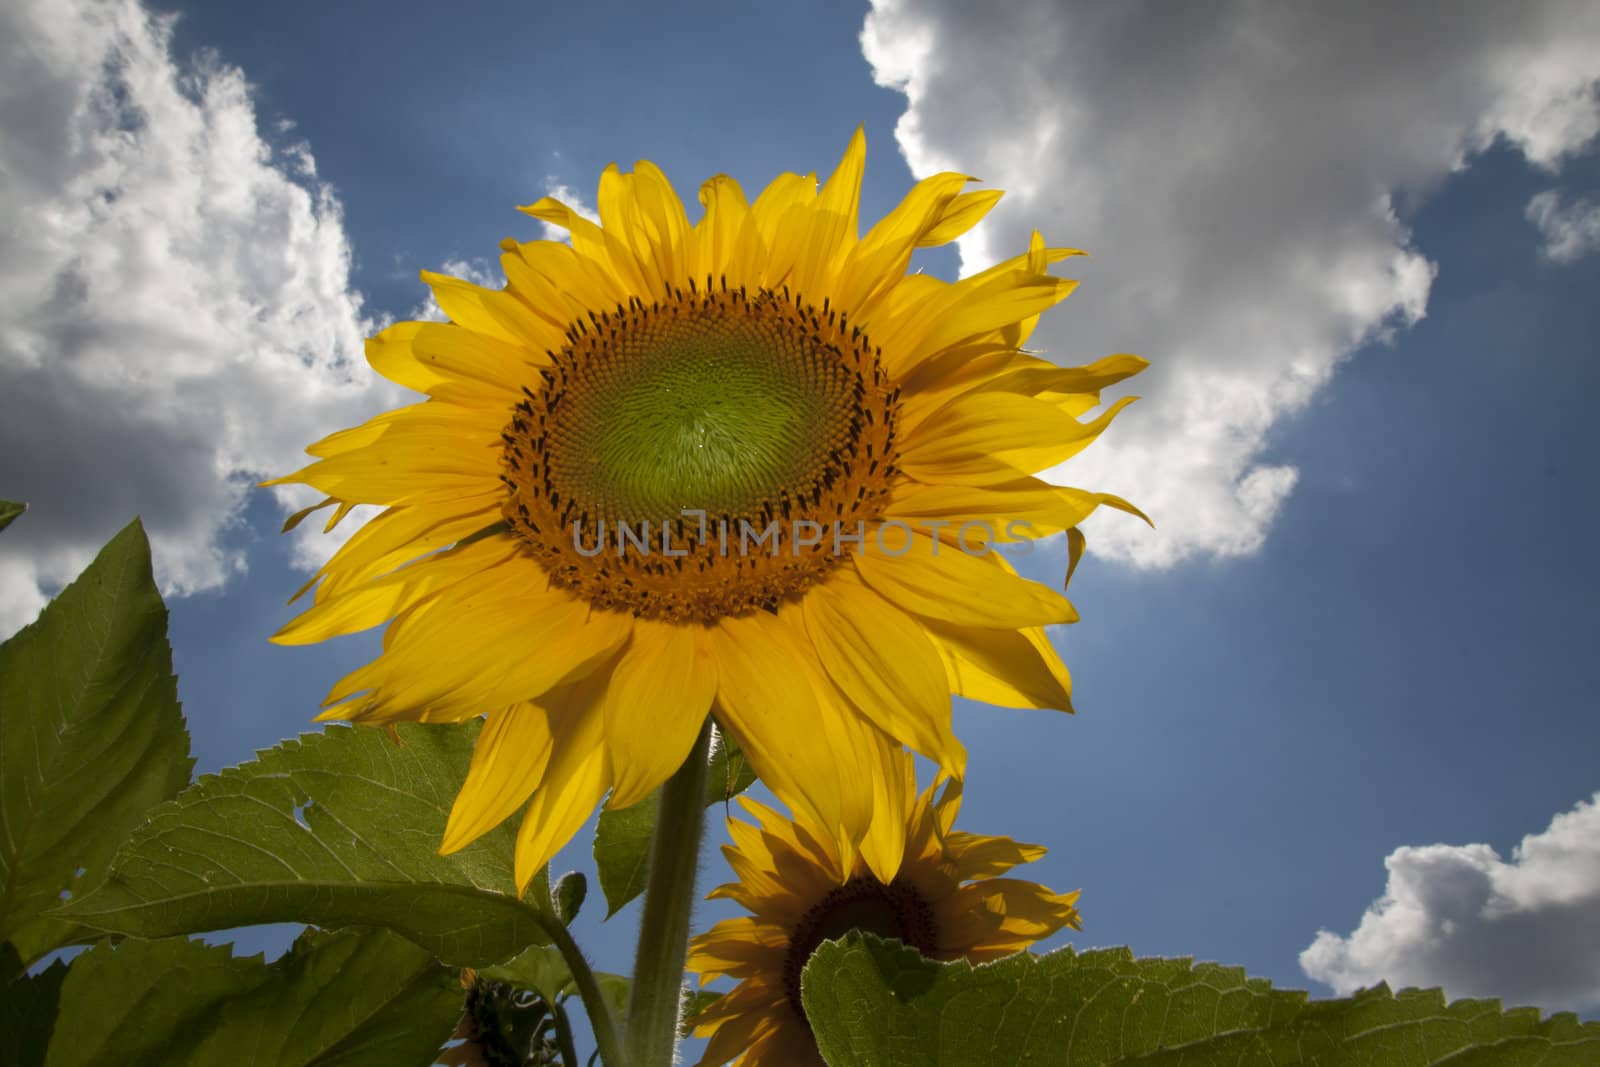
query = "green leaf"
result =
(801, 935, 1600, 1067)
(703, 723, 759, 807)
(0, 518, 192, 966)
(592, 723, 757, 918)
(0, 499, 24, 533)
(1, 952, 67, 1066)
(481, 943, 583, 1007)
(58, 721, 554, 967)
(592, 799, 656, 922)
(551, 869, 586, 925)
(8, 928, 461, 1067)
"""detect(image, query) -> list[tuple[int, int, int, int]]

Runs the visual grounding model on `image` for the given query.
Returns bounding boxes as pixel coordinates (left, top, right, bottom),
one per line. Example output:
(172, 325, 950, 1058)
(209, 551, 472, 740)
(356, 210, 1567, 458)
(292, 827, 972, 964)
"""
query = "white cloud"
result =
(0, 0, 406, 635)
(1301, 794, 1600, 1013)
(1527, 189, 1600, 262)
(860, 0, 1600, 568)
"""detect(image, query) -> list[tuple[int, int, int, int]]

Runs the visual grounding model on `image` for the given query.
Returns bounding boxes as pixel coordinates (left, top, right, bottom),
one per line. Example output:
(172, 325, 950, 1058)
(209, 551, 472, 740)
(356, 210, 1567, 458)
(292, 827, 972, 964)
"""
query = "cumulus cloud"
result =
(860, 0, 1600, 567)
(1301, 794, 1600, 1013)
(0, 0, 405, 635)
(1527, 189, 1600, 262)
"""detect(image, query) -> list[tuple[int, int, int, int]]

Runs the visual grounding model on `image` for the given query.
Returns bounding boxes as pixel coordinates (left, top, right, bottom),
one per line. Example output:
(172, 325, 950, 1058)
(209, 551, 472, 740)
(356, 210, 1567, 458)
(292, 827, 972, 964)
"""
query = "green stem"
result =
(623, 718, 713, 1067)
(551, 997, 581, 1067)
(532, 873, 626, 1067)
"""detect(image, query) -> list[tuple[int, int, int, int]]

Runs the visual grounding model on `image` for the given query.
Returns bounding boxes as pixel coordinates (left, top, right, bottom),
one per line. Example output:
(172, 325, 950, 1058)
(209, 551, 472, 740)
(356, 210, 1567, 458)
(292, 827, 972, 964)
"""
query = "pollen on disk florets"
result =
(499, 278, 900, 623)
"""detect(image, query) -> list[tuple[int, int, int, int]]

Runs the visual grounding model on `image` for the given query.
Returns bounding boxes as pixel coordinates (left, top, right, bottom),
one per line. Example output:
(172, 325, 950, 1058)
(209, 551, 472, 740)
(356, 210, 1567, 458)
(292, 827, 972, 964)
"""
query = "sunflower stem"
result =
(552, 997, 582, 1067)
(532, 866, 626, 1067)
(623, 717, 713, 1067)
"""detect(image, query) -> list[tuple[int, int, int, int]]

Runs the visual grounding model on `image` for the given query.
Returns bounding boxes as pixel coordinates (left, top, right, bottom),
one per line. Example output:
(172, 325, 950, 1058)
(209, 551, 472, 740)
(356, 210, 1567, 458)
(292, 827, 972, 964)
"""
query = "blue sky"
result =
(4, 0, 1600, 1051)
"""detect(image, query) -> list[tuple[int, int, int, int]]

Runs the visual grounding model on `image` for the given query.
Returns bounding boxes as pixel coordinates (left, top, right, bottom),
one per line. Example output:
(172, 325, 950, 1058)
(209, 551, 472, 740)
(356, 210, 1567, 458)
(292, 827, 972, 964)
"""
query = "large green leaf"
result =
(593, 723, 757, 918)
(801, 934, 1600, 1066)
(5, 927, 461, 1067)
(0, 499, 24, 533)
(58, 722, 554, 967)
(0, 951, 67, 1065)
(0, 519, 192, 967)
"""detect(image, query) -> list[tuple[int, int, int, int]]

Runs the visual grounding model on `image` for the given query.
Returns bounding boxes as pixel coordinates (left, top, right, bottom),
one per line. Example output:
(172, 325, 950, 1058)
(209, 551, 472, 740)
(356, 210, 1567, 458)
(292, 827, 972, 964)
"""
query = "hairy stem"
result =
(622, 718, 712, 1067)
(533, 869, 626, 1067)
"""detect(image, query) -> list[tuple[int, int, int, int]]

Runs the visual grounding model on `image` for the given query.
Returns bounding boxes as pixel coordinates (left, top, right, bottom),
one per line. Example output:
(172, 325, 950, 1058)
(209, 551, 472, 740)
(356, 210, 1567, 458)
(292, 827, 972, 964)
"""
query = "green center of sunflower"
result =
(541, 295, 856, 523)
(782, 876, 938, 1029)
(501, 283, 900, 622)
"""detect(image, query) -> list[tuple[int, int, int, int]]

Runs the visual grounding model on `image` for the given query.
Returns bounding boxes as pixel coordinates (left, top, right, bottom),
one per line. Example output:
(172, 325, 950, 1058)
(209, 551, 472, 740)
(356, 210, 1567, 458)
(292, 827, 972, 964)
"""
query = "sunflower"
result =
(687, 749, 1082, 1066)
(269, 129, 1144, 893)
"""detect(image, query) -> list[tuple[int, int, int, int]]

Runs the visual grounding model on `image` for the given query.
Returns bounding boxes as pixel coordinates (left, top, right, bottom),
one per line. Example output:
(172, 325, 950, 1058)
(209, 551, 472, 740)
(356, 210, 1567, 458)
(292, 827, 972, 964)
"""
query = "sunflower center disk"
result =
(501, 285, 900, 622)
(782, 876, 939, 1027)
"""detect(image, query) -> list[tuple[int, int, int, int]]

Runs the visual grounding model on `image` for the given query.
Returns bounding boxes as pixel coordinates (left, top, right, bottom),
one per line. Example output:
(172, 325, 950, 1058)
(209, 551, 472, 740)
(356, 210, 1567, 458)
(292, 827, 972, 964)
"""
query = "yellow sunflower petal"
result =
(834, 171, 970, 313)
(512, 690, 610, 893)
(630, 159, 693, 285)
(733, 796, 838, 875)
(876, 266, 1078, 377)
(944, 829, 1048, 880)
(885, 478, 1121, 543)
(517, 194, 646, 295)
(708, 844, 807, 925)
(321, 561, 632, 723)
(276, 404, 505, 506)
(899, 349, 1146, 436)
(601, 619, 718, 810)
(859, 744, 918, 887)
(439, 702, 553, 854)
(1012, 351, 1151, 407)
(944, 879, 1083, 954)
(516, 195, 593, 239)
(737, 1025, 817, 1067)
(709, 820, 838, 925)
(778, 598, 910, 886)
(420, 271, 557, 349)
(800, 574, 963, 774)
(898, 391, 1138, 486)
(931, 775, 963, 838)
(682, 916, 787, 977)
(705, 610, 888, 874)
(595, 162, 693, 297)
(918, 188, 1004, 247)
(686, 967, 784, 1023)
(501, 236, 629, 326)
(749, 170, 817, 285)
(365, 321, 443, 392)
(791, 126, 865, 295)
(923, 620, 1075, 712)
(693, 174, 752, 282)
(310, 496, 505, 600)
(273, 534, 516, 645)
(693, 988, 787, 1067)
(854, 530, 1078, 629)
